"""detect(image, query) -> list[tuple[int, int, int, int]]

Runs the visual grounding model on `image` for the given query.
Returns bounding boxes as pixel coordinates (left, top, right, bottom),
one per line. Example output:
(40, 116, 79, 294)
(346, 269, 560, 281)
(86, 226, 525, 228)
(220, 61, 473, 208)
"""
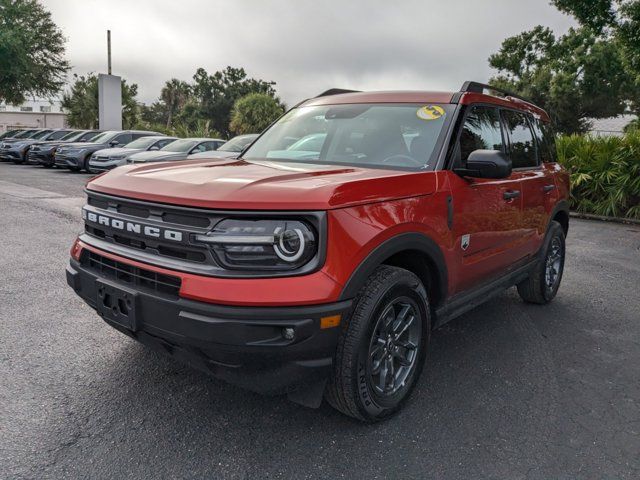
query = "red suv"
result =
(67, 82, 569, 422)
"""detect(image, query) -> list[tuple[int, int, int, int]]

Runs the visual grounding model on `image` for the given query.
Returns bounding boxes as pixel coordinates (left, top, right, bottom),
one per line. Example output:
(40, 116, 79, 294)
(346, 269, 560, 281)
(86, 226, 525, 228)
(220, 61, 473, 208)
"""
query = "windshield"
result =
(242, 103, 453, 170)
(125, 137, 162, 149)
(88, 131, 118, 144)
(77, 131, 101, 142)
(59, 130, 80, 141)
(218, 134, 258, 152)
(32, 130, 53, 139)
(15, 130, 37, 139)
(0, 130, 17, 139)
(161, 139, 198, 152)
(46, 130, 71, 141)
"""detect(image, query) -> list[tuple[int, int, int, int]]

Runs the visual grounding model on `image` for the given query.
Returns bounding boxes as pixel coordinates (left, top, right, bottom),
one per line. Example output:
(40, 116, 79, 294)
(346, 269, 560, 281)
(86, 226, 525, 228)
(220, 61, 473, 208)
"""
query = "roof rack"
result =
(457, 81, 532, 104)
(315, 88, 361, 98)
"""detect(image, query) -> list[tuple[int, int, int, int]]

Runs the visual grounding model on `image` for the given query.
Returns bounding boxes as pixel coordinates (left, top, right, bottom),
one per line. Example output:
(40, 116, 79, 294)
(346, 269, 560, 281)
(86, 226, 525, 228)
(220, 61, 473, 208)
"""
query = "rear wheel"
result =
(325, 265, 430, 422)
(517, 220, 566, 304)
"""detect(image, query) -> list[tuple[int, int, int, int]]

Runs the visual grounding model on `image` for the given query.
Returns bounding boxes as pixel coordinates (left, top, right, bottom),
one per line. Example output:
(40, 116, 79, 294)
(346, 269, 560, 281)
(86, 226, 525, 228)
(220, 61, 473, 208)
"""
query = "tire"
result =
(325, 265, 431, 422)
(80, 154, 91, 172)
(517, 220, 566, 304)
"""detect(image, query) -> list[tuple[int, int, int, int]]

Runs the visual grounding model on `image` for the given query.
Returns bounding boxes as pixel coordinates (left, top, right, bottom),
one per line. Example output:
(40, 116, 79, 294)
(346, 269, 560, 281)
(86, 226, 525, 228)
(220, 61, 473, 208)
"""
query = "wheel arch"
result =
(550, 200, 570, 236)
(338, 233, 448, 311)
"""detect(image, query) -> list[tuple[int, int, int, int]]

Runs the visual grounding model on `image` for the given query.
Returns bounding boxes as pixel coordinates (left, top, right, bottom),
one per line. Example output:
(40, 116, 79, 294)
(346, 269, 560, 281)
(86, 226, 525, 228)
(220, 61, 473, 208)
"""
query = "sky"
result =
(42, 0, 576, 106)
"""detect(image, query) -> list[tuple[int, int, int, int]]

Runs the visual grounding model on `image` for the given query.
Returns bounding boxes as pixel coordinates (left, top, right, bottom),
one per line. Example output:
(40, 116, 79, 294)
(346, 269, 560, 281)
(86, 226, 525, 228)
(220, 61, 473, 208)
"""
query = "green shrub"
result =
(229, 93, 284, 135)
(557, 132, 640, 219)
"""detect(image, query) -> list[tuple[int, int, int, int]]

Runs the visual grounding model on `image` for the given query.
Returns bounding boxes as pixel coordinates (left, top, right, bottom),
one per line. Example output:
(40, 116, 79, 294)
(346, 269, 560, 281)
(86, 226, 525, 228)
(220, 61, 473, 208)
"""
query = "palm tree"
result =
(160, 79, 192, 129)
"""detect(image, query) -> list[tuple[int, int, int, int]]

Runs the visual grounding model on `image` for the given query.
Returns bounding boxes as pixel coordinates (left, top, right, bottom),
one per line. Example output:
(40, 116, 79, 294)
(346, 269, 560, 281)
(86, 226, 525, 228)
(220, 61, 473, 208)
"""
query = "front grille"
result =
(87, 193, 212, 229)
(81, 250, 181, 297)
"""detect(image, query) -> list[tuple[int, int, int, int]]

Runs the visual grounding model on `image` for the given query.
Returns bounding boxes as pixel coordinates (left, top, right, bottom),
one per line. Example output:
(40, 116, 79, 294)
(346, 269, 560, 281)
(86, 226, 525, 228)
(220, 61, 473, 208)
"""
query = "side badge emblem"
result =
(461, 234, 470, 251)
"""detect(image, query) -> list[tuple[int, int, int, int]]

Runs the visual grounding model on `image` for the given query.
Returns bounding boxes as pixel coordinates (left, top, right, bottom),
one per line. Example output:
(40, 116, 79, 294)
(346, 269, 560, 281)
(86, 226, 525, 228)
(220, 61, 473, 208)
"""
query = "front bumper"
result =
(28, 150, 54, 165)
(55, 153, 82, 168)
(87, 158, 123, 173)
(66, 254, 351, 395)
(0, 149, 23, 161)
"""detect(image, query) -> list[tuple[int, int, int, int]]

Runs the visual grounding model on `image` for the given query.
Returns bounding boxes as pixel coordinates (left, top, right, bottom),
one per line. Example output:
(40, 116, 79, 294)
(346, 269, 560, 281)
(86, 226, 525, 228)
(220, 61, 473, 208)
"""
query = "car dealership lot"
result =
(1, 163, 639, 479)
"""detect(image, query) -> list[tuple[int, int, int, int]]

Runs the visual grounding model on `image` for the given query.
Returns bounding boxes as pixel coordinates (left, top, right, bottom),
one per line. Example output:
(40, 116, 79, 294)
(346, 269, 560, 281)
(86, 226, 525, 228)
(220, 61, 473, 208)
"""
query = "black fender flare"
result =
(338, 232, 448, 303)
(548, 199, 570, 235)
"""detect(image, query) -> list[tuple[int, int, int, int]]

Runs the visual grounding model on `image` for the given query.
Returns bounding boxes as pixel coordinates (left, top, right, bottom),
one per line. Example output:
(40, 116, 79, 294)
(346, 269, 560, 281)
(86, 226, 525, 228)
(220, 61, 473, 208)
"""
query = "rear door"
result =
(501, 110, 556, 256)
(448, 104, 528, 294)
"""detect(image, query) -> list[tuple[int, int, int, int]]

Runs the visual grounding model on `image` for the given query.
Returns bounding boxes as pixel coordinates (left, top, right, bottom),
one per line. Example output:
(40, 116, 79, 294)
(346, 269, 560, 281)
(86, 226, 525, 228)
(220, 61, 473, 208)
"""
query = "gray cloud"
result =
(43, 0, 575, 106)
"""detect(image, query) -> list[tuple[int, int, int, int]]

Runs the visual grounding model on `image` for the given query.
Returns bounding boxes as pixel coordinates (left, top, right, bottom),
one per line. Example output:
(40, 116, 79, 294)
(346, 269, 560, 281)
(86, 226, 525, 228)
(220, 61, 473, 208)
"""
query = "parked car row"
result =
(0, 127, 259, 173)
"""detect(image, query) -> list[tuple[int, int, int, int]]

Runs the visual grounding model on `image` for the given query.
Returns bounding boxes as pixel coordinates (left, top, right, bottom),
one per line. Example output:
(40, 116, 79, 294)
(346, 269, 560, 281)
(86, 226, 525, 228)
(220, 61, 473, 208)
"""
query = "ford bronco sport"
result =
(66, 82, 569, 422)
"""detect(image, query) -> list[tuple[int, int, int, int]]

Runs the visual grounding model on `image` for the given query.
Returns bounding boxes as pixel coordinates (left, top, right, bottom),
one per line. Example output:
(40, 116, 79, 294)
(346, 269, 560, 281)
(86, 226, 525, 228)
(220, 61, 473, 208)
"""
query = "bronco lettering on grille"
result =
(82, 207, 184, 242)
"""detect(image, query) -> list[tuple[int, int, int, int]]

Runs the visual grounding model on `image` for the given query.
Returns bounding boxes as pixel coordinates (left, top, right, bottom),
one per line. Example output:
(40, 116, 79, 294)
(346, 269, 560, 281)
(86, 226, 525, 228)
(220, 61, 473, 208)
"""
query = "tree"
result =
(0, 0, 69, 104)
(160, 78, 191, 128)
(61, 73, 139, 129)
(550, 1, 640, 106)
(489, 26, 634, 133)
(229, 93, 284, 134)
(192, 66, 279, 136)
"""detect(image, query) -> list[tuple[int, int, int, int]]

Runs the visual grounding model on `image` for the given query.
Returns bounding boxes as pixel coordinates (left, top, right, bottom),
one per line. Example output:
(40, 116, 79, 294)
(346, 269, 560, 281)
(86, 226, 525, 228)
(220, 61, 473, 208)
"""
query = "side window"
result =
(113, 133, 132, 145)
(530, 117, 557, 163)
(190, 143, 208, 153)
(155, 139, 172, 149)
(502, 110, 537, 168)
(458, 106, 503, 165)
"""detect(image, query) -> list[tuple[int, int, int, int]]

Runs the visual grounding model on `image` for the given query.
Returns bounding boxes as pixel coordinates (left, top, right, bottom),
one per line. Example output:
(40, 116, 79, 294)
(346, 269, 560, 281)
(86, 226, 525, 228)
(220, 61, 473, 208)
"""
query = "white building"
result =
(0, 98, 67, 132)
(588, 114, 637, 137)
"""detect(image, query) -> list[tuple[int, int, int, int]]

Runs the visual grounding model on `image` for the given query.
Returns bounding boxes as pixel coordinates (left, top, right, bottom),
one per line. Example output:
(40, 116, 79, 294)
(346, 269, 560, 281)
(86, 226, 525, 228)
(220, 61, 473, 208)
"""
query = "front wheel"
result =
(325, 265, 430, 422)
(517, 220, 566, 304)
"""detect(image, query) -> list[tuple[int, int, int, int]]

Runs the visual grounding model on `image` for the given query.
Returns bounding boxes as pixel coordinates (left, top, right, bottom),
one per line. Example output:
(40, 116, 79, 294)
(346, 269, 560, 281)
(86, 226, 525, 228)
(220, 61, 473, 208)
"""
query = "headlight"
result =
(196, 219, 317, 271)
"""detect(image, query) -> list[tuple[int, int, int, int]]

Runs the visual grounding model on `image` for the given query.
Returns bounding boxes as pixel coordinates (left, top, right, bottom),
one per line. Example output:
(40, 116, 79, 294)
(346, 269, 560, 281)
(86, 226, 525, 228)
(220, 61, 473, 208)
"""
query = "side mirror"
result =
(454, 150, 512, 179)
(109, 140, 120, 147)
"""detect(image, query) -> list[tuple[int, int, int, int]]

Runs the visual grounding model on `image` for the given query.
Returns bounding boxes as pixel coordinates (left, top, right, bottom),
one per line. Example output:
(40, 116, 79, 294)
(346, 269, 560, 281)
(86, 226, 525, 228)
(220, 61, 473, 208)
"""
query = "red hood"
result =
(87, 159, 440, 210)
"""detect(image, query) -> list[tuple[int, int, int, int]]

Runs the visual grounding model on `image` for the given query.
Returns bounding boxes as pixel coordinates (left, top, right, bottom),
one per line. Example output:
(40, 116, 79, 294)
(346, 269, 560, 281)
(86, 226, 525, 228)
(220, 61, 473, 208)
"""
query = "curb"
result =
(569, 211, 640, 226)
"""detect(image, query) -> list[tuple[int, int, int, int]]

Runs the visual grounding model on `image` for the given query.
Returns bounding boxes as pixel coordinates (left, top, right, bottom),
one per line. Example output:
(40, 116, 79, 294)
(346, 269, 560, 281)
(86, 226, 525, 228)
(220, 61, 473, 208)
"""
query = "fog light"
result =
(282, 327, 295, 340)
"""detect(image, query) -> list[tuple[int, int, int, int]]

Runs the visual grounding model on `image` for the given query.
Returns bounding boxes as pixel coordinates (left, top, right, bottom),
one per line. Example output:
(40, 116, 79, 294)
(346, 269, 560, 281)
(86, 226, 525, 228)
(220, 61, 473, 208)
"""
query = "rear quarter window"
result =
(501, 110, 538, 169)
(532, 118, 557, 163)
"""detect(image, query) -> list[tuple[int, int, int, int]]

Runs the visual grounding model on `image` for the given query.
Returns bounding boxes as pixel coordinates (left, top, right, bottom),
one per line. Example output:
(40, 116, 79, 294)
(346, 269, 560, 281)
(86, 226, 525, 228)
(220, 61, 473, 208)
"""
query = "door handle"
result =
(503, 190, 521, 200)
(542, 184, 556, 192)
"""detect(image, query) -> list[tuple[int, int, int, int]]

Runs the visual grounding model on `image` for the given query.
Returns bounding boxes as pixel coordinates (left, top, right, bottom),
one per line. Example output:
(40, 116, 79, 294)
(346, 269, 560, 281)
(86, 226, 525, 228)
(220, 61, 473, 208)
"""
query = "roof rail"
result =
(457, 81, 532, 104)
(315, 88, 361, 98)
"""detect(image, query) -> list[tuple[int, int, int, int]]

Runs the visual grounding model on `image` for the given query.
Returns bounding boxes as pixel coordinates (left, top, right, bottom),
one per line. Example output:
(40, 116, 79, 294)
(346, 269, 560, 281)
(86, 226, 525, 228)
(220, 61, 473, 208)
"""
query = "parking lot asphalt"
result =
(1, 162, 639, 479)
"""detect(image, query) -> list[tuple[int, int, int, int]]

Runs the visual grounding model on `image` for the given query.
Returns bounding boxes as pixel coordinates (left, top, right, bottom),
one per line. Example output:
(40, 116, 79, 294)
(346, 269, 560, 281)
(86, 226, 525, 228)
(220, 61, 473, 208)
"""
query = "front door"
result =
(448, 104, 529, 295)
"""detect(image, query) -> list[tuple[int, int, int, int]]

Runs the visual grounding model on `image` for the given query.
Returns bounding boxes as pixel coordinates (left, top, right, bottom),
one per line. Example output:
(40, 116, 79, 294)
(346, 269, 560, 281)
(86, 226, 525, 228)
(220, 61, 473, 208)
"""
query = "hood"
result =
(128, 151, 186, 162)
(1, 138, 29, 144)
(88, 159, 440, 211)
(188, 150, 238, 160)
(59, 141, 106, 150)
(93, 147, 141, 157)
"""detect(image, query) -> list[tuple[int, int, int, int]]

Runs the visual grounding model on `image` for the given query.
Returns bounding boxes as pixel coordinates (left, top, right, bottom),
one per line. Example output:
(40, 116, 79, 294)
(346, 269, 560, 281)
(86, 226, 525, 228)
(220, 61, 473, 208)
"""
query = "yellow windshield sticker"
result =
(417, 105, 445, 121)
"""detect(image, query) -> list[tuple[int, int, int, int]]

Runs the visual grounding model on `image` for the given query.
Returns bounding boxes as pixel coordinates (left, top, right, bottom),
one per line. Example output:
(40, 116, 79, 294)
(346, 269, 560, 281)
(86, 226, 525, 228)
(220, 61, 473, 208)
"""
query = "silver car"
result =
(88, 136, 177, 173)
(187, 134, 259, 160)
(126, 138, 225, 164)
